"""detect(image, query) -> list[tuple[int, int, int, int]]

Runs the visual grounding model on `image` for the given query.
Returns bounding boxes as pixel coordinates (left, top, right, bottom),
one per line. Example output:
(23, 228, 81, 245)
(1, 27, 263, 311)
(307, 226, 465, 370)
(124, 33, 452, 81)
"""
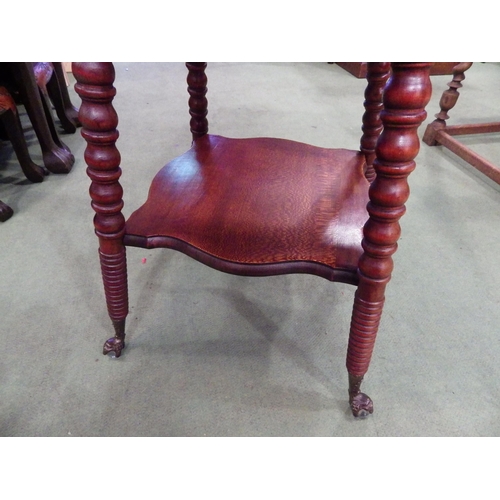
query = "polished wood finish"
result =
(360, 62, 391, 182)
(125, 135, 369, 283)
(74, 62, 432, 417)
(186, 62, 208, 140)
(423, 63, 500, 184)
(347, 63, 432, 415)
(73, 63, 128, 356)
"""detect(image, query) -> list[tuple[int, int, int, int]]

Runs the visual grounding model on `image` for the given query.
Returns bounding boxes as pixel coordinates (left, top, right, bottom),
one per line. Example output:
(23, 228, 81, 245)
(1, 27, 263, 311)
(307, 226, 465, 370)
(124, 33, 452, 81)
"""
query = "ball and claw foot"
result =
(350, 392, 374, 418)
(103, 337, 125, 358)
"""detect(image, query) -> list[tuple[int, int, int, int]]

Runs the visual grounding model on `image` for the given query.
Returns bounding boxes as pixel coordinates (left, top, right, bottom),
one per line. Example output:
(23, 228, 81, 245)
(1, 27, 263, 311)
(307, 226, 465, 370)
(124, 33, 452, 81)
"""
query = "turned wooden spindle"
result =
(186, 62, 208, 140)
(73, 62, 129, 357)
(347, 63, 432, 417)
(360, 62, 391, 182)
(423, 62, 473, 146)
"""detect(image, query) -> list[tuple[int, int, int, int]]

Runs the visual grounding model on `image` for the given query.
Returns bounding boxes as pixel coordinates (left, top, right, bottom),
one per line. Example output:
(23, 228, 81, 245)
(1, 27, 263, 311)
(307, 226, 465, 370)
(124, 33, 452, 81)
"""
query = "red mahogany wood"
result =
(73, 62, 128, 356)
(347, 63, 432, 415)
(423, 63, 500, 184)
(360, 63, 391, 182)
(125, 134, 370, 284)
(74, 62, 432, 418)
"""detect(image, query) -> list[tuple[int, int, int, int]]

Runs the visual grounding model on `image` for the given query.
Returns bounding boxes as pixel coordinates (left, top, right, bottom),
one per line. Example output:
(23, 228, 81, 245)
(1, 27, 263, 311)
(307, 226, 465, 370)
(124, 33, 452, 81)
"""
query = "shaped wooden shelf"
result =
(125, 134, 369, 284)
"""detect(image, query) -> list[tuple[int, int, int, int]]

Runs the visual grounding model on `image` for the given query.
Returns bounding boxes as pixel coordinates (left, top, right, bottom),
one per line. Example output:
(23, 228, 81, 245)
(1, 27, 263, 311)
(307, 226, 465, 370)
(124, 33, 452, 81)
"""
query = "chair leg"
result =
(0, 104, 47, 183)
(48, 62, 81, 133)
(11, 63, 74, 174)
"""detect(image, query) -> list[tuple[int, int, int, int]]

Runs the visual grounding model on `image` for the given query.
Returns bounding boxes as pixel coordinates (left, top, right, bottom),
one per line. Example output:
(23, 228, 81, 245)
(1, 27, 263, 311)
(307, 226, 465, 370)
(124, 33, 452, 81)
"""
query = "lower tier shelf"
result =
(124, 134, 370, 284)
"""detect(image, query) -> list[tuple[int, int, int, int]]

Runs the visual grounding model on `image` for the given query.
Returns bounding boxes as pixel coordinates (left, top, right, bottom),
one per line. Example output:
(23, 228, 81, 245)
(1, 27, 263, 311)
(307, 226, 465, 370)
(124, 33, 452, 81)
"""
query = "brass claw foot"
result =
(103, 337, 125, 358)
(348, 373, 374, 418)
(350, 392, 374, 418)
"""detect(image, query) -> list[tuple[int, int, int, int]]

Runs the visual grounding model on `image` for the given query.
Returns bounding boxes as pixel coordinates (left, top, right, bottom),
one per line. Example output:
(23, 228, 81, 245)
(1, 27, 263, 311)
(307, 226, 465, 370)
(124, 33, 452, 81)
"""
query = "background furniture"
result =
(0, 85, 45, 221)
(336, 62, 458, 78)
(0, 62, 80, 221)
(0, 62, 75, 175)
(423, 62, 500, 184)
(74, 62, 432, 418)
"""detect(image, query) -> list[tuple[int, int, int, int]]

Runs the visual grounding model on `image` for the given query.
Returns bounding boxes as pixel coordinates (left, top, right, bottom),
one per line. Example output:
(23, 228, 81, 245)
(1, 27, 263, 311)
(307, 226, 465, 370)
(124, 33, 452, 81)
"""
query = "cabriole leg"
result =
(73, 63, 129, 358)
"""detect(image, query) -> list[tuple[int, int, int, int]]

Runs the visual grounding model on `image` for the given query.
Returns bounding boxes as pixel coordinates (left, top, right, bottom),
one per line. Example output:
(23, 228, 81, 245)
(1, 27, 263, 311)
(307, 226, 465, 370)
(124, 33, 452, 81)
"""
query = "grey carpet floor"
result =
(1, 62, 499, 436)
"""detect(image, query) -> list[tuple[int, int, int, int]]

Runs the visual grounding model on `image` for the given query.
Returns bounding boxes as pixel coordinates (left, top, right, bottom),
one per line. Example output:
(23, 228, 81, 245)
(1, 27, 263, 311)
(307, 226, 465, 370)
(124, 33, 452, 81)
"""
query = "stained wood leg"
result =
(422, 63, 500, 184)
(347, 287, 385, 417)
(33, 62, 72, 153)
(0, 87, 46, 182)
(12, 63, 74, 174)
(100, 248, 128, 357)
(186, 62, 208, 140)
(346, 63, 432, 417)
(73, 62, 129, 357)
(360, 62, 391, 182)
(423, 63, 473, 146)
(48, 62, 81, 134)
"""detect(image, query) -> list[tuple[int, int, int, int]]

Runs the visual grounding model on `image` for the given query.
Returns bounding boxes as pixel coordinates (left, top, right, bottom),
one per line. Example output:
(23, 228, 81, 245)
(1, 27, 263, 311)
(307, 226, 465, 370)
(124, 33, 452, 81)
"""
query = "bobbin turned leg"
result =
(347, 63, 432, 417)
(423, 63, 472, 146)
(73, 63, 129, 358)
(186, 62, 208, 140)
(360, 62, 391, 183)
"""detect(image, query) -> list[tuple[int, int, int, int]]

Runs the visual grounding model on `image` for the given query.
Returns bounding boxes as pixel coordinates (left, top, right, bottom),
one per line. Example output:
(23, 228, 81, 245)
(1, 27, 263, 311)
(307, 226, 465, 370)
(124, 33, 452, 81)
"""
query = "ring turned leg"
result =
(346, 63, 432, 417)
(74, 63, 129, 358)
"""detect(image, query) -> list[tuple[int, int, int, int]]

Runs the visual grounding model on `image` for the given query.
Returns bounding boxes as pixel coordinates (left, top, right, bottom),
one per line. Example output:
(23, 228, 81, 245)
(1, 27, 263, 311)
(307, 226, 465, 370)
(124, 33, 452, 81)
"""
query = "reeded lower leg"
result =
(346, 289, 385, 417)
(99, 248, 129, 358)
